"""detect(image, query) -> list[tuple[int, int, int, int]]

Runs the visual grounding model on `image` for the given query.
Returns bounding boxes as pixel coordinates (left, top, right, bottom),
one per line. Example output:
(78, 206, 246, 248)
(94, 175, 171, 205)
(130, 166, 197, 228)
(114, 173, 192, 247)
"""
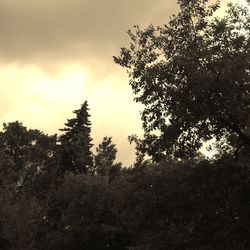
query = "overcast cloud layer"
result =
(0, 0, 178, 65)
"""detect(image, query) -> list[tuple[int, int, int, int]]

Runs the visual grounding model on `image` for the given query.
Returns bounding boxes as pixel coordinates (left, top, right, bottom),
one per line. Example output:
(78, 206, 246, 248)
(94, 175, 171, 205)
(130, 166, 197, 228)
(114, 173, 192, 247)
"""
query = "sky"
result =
(0, 0, 247, 166)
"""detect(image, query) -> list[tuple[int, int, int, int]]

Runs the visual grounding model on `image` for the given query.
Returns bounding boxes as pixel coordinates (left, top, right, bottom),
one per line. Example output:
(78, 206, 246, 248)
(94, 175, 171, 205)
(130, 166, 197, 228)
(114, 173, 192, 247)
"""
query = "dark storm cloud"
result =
(0, 0, 178, 64)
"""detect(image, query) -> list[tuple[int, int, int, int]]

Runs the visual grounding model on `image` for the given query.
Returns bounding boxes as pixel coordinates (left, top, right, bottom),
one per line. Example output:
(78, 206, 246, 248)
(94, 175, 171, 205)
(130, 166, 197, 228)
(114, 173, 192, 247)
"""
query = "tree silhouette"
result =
(58, 101, 93, 174)
(92, 136, 121, 179)
(0, 121, 57, 192)
(114, 0, 250, 161)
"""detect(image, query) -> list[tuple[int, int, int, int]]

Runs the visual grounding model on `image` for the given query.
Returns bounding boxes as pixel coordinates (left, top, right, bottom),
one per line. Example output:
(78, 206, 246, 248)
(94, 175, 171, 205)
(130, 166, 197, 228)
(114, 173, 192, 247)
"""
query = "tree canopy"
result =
(114, 0, 250, 160)
(93, 136, 121, 176)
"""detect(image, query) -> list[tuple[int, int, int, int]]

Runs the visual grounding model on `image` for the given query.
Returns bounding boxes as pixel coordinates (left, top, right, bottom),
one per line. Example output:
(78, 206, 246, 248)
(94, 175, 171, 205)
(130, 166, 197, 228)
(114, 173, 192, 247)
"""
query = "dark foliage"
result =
(114, 0, 250, 161)
(0, 1, 249, 249)
(57, 101, 93, 174)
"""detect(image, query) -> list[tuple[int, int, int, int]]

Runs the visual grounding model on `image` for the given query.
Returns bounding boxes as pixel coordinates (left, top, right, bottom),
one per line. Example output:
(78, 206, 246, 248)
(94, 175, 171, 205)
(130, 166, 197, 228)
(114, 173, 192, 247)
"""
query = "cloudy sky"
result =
(0, 0, 246, 165)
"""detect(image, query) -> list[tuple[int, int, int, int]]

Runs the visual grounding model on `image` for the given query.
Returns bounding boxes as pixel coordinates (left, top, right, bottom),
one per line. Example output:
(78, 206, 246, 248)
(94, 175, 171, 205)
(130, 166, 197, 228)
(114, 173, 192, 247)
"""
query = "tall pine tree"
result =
(57, 101, 93, 174)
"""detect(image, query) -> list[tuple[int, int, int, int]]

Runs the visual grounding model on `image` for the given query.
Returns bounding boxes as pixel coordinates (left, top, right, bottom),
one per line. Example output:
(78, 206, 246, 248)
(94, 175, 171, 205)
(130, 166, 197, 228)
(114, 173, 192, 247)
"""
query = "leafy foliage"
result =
(92, 136, 122, 178)
(0, 121, 57, 194)
(0, 124, 249, 250)
(0, 121, 56, 170)
(114, 0, 250, 160)
(45, 174, 130, 250)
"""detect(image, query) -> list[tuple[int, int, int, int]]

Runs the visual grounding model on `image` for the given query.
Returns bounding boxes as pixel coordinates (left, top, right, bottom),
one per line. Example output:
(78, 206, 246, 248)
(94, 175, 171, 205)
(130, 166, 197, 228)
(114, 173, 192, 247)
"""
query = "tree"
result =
(0, 121, 56, 169)
(92, 136, 122, 177)
(0, 195, 47, 250)
(58, 101, 93, 174)
(0, 121, 57, 193)
(114, 0, 250, 160)
(0, 150, 17, 189)
(45, 173, 130, 250)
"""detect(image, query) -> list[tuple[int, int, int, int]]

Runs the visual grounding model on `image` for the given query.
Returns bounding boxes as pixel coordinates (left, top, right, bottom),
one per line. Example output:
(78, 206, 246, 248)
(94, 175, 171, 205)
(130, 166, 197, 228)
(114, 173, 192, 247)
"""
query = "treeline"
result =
(0, 102, 249, 250)
(1, 0, 250, 249)
(0, 101, 122, 249)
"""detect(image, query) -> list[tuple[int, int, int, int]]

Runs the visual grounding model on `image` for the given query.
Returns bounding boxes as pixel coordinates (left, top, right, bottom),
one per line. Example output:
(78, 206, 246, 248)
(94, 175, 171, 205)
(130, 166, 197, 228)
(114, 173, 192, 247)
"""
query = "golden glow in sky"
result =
(0, 62, 143, 166)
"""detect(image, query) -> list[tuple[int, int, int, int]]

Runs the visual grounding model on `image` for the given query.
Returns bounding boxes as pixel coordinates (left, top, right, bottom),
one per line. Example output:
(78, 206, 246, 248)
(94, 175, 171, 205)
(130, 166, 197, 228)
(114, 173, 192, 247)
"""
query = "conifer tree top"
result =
(59, 101, 92, 145)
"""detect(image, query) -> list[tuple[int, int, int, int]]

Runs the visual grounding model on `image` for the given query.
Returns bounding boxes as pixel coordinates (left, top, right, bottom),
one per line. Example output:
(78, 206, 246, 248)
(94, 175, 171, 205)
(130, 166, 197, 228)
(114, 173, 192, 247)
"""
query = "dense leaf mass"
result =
(115, 0, 250, 160)
(1, 152, 250, 249)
